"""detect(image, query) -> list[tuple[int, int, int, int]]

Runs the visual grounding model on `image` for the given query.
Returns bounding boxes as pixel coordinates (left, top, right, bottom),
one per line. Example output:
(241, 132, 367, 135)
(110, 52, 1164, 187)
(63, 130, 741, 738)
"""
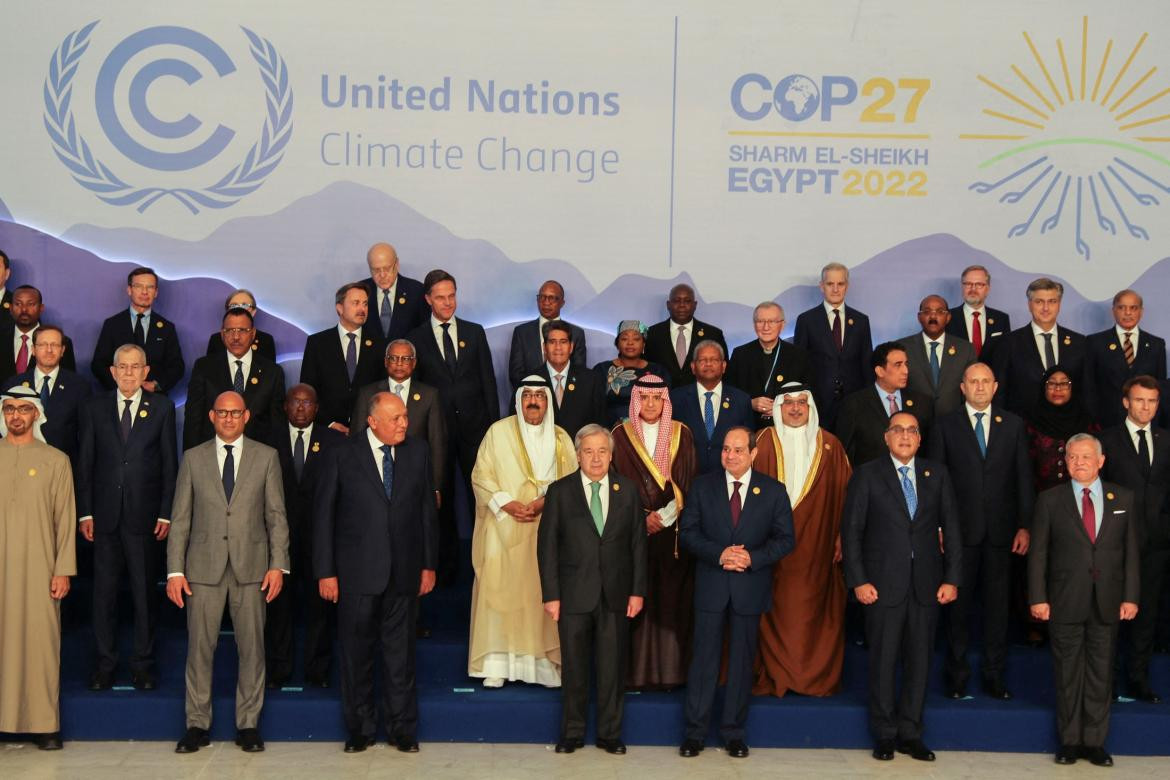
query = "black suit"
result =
(1085, 328, 1167, 426)
(927, 406, 1034, 692)
(725, 339, 811, 429)
(360, 275, 429, 344)
(1100, 424, 1170, 691)
(0, 324, 76, 384)
(529, 363, 605, 439)
(350, 378, 448, 492)
(299, 325, 385, 429)
(946, 305, 1011, 361)
(264, 423, 345, 684)
(538, 470, 647, 743)
(76, 390, 178, 676)
(679, 470, 795, 743)
(3, 367, 91, 466)
(0, 289, 10, 324)
(507, 319, 588, 389)
(670, 383, 754, 474)
(992, 324, 1086, 419)
(205, 330, 277, 362)
(1029, 481, 1139, 749)
(91, 310, 185, 393)
(836, 386, 934, 466)
(842, 456, 962, 743)
(314, 434, 438, 741)
(793, 304, 873, 431)
(643, 319, 727, 388)
(183, 353, 286, 450)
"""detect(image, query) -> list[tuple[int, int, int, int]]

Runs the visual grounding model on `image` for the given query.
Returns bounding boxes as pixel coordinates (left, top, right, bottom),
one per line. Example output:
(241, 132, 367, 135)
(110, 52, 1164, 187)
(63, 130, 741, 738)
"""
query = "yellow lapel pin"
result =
(139, 410, 148, 418)
(250, 376, 259, 385)
(413, 393, 421, 401)
(994, 415, 1002, 423)
(947, 346, 956, 355)
(987, 318, 995, 325)
(311, 442, 320, 453)
(697, 329, 705, 337)
(1109, 343, 1117, 351)
(776, 374, 784, 382)
(612, 483, 620, 492)
(567, 383, 575, 392)
(905, 399, 914, 407)
(752, 486, 761, 495)
(156, 321, 164, 328)
(364, 339, 373, 347)
(722, 401, 730, 409)
(1063, 336, 1071, 345)
(1106, 492, 1115, 500)
(21, 381, 29, 388)
(398, 296, 406, 305)
(848, 318, 854, 326)
(251, 343, 258, 351)
(459, 340, 466, 348)
(923, 470, 931, 477)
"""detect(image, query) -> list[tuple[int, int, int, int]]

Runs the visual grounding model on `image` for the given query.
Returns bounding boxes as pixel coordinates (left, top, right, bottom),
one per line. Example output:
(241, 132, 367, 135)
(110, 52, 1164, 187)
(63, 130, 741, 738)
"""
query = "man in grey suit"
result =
(898, 295, 975, 420)
(166, 391, 289, 754)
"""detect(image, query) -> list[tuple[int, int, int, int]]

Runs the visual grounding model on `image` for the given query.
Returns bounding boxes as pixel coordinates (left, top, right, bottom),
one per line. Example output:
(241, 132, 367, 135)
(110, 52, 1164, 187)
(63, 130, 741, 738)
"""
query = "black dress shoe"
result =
(131, 671, 156, 691)
(1131, 683, 1162, 703)
(725, 739, 749, 758)
(944, 686, 965, 699)
(679, 738, 704, 757)
(344, 733, 375, 753)
(305, 675, 330, 688)
(88, 671, 113, 691)
(394, 734, 420, 753)
(872, 739, 895, 761)
(982, 680, 1012, 700)
(236, 728, 265, 752)
(555, 739, 579, 753)
(1084, 746, 1113, 767)
(34, 732, 63, 750)
(595, 738, 626, 754)
(175, 727, 210, 754)
(897, 739, 936, 761)
(1054, 745, 1078, 764)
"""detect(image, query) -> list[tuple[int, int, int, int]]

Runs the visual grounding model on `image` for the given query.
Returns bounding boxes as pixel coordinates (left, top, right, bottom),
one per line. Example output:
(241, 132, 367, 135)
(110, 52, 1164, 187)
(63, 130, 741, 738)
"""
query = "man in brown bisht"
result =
(0, 385, 76, 750)
(611, 374, 696, 689)
(753, 381, 851, 696)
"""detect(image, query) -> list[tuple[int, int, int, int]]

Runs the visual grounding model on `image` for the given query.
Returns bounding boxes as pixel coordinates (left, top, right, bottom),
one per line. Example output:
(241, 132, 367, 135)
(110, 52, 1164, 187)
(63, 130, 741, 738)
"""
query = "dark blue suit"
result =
(360, 275, 429, 344)
(680, 469, 794, 743)
(992, 324, 1087, 419)
(507, 318, 588, 389)
(793, 304, 873, 431)
(91, 309, 185, 393)
(946, 305, 1011, 361)
(4, 367, 91, 467)
(669, 383, 753, 474)
(1084, 327, 1167, 427)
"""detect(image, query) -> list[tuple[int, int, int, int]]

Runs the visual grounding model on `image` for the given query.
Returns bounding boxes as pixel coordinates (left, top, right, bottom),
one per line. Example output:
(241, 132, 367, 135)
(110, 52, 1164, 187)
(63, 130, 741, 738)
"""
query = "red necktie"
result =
(832, 308, 843, 351)
(15, 334, 29, 374)
(1082, 487, 1096, 544)
(730, 481, 742, 528)
(971, 311, 983, 357)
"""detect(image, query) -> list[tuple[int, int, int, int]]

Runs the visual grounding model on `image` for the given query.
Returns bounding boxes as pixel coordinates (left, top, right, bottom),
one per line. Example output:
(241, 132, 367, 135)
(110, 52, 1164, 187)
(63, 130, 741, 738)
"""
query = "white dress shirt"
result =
(289, 422, 314, 453)
(962, 303, 987, 342)
(580, 471, 611, 525)
(431, 315, 459, 360)
(922, 332, 946, 370)
(875, 383, 904, 415)
(215, 435, 244, 482)
(698, 381, 723, 427)
(673, 320, 693, 355)
(823, 300, 846, 330)
(226, 348, 254, 382)
(725, 468, 753, 499)
(1125, 417, 1154, 465)
(1031, 321, 1059, 367)
(388, 376, 412, 400)
(12, 324, 37, 362)
(34, 365, 60, 396)
(337, 322, 363, 363)
(376, 280, 398, 318)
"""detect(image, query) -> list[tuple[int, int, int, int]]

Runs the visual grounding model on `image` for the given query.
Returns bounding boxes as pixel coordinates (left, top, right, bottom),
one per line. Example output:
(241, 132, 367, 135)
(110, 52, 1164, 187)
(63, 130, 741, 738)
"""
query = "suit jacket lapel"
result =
(1061, 485, 1093, 544)
(882, 461, 913, 521)
(229, 441, 259, 506)
(356, 438, 389, 500)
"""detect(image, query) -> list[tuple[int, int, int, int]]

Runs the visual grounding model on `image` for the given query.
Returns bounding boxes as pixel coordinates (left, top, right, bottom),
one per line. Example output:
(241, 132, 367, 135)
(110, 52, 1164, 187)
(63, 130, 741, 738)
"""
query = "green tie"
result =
(590, 481, 604, 535)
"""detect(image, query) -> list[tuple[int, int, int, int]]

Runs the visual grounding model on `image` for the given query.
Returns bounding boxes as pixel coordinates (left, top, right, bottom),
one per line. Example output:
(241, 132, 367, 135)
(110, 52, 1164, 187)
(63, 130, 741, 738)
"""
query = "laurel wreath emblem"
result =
(43, 21, 294, 214)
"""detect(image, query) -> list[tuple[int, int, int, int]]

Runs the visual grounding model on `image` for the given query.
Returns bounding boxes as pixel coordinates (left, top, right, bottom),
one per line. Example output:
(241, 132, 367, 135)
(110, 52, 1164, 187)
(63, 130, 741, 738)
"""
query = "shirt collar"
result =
(216, 435, 243, 452)
(1031, 321, 1057, 337)
(725, 469, 752, 490)
(431, 313, 453, 329)
(366, 427, 393, 457)
(823, 300, 844, 317)
(1125, 417, 1149, 437)
(922, 331, 945, 347)
(891, 455, 916, 474)
(35, 365, 60, 385)
(699, 381, 723, 400)
(226, 348, 253, 372)
(116, 387, 144, 406)
(965, 402, 991, 420)
(337, 322, 361, 338)
(580, 470, 609, 489)
(963, 302, 984, 317)
(1072, 477, 1102, 500)
(289, 421, 313, 436)
(129, 306, 152, 320)
(1115, 323, 1140, 341)
(388, 376, 412, 397)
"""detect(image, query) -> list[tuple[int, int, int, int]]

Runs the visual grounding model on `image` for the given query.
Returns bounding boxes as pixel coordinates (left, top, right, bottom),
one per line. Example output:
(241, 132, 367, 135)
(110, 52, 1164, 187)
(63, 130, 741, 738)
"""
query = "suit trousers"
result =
(265, 519, 333, 682)
(337, 586, 419, 739)
(944, 541, 1011, 689)
(1050, 607, 1119, 748)
(558, 600, 629, 741)
(865, 597, 939, 741)
(185, 568, 267, 729)
(437, 432, 478, 585)
(92, 525, 158, 674)
(683, 608, 760, 742)
(1123, 545, 1170, 686)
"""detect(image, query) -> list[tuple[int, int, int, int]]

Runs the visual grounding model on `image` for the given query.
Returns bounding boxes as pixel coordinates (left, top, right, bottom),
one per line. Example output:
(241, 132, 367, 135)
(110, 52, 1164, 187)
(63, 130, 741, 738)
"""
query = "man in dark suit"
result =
(1085, 290, 1167, 427)
(264, 384, 345, 689)
(538, 424, 647, 755)
(3, 325, 90, 467)
(184, 309, 285, 450)
(203, 290, 277, 361)
(0, 248, 11, 325)
(898, 295, 975, 420)
(843, 411, 962, 762)
(643, 283, 727, 388)
(793, 262, 874, 431)
(1, 286, 77, 384)
(926, 362, 1034, 699)
(526, 320, 604, 439)
(1029, 433, 1140, 767)
(508, 280, 588, 389)
(726, 302, 810, 430)
(1099, 375, 1169, 703)
(407, 269, 500, 586)
(76, 343, 177, 691)
(300, 282, 385, 434)
(671, 341, 753, 474)
(91, 267, 185, 394)
(992, 277, 1086, 419)
(314, 392, 438, 754)
(946, 264, 1011, 361)
(837, 342, 933, 466)
(677, 426, 794, 759)
(360, 242, 429, 345)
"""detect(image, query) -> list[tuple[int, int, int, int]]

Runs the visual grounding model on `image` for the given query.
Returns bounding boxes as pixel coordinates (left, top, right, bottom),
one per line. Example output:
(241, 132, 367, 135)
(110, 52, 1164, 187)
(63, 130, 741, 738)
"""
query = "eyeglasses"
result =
(221, 328, 254, 336)
(212, 409, 246, 419)
(754, 319, 783, 326)
(386, 355, 415, 364)
(1045, 380, 1072, 389)
(115, 363, 145, 372)
(918, 308, 948, 316)
(887, 425, 920, 436)
(130, 283, 157, 292)
(536, 294, 563, 303)
(228, 302, 256, 311)
(961, 281, 988, 289)
(35, 342, 64, 350)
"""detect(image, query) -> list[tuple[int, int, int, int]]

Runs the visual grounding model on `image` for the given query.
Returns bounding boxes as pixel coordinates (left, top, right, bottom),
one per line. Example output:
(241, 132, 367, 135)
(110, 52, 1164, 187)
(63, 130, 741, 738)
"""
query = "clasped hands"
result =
(502, 498, 545, 523)
(719, 544, 751, 572)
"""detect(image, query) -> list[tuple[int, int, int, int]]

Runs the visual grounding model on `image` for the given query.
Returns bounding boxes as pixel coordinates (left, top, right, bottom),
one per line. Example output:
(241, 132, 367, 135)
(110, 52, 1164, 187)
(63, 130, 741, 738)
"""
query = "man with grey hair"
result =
(1029, 432, 1139, 767)
(794, 262, 873, 431)
(360, 242, 428, 343)
(1085, 289, 1167, 427)
(671, 339, 753, 474)
(946, 264, 1011, 359)
(727, 301, 810, 429)
(992, 277, 1086, 419)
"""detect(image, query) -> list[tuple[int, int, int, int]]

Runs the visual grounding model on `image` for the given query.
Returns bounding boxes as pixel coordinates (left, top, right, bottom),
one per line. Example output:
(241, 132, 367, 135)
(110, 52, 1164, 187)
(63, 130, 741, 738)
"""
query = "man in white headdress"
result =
(0, 385, 75, 749)
(469, 376, 577, 687)
(752, 382, 852, 696)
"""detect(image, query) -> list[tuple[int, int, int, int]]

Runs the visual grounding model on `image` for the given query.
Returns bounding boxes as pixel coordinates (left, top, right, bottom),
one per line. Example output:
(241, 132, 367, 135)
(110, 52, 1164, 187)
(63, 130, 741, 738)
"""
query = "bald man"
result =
(360, 243, 429, 344)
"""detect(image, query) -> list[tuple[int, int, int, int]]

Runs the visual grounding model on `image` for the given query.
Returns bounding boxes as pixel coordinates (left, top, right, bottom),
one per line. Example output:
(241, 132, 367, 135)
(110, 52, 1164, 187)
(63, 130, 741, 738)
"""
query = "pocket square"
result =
(1112, 510, 1126, 514)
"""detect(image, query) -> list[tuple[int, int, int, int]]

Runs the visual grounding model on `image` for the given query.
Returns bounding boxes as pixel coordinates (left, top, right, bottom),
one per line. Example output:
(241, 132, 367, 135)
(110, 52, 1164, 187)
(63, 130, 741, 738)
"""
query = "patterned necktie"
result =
(1137, 428, 1151, 473)
(675, 326, 687, 369)
(134, 312, 145, 346)
(887, 393, 898, 416)
(120, 398, 133, 443)
(381, 444, 394, 500)
(1124, 331, 1135, 366)
(441, 322, 457, 373)
(15, 334, 29, 374)
(233, 360, 245, 394)
(971, 310, 983, 357)
(222, 444, 235, 502)
(293, 429, 305, 481)
(40, 374, 51, 408)
(929, 341, 941, 387)
(589, 481, 604, 534)
(1042, 332, 1056, 370)
(974, 411, 987, 457)
(555, 374, 564, 406)
(394, 383, 404, 399)
(899, 465, 917, 518)
(730, 480, 743, 528)
(380, 289, 392, 337)
(345, 332, 357, 382)
(832, 308, 843, 351)
(703, 391, 715, 439)
(1082, 487, 1096, 543)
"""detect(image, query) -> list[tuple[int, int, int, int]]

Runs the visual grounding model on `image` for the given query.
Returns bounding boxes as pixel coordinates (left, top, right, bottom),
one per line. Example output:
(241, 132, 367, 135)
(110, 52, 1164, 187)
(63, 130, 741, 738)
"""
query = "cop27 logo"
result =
(962, 17, 1169, 260)
(43, 22, 293, 213)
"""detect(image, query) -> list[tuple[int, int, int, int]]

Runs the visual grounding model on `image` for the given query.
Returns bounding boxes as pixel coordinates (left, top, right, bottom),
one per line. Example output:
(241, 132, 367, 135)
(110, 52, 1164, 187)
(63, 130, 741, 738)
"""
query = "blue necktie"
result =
(703, 391, 715, 439)
(222, 444, 235, 502)
(40, 375, 51, 408)
(974, 412, 987, 457)
(899, 465, 917, 518)
(345, 333, 357, 383)
(233, 360, 245, 394)
(929, 341, 941, 387)
(380, 444, 394, 500)
(380, 289, 392, 337)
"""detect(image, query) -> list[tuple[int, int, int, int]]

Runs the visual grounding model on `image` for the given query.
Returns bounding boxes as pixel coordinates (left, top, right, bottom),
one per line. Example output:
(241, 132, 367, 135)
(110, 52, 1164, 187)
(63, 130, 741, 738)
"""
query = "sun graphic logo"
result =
(961, 16, 1168, 261)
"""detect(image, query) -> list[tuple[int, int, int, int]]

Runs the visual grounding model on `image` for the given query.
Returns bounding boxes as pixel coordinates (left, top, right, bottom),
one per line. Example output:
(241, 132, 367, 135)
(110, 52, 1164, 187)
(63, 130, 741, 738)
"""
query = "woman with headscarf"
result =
(594, 321, 669, 427)
(752, 382, 852, 696)
(610, 374, 696, 689)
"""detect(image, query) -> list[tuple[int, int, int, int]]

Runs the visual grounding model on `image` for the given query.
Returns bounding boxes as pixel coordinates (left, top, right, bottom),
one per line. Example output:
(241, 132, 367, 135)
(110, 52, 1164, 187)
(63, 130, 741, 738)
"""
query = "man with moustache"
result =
(360, 242, 429, 344)
(1, 286, 77, 385)
(91, 268, 185, 394)
(644, 283, 728, 388)
(1085, 290, 1166, 427)
(836, 342, 933, 466)
(509, 281, 588, 389)
(726, 302, 810, 430)
(671, 340, 753, 475)
(527, 320, 604, 439)
(3, 324, 90, 467)
(898, 295, 975, 420)
(946, 265, 1011, 360)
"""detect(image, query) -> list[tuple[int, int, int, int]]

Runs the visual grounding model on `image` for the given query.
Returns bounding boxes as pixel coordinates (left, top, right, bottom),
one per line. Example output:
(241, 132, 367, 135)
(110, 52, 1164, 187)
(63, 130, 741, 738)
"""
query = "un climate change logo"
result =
(43, 22, 293, 214)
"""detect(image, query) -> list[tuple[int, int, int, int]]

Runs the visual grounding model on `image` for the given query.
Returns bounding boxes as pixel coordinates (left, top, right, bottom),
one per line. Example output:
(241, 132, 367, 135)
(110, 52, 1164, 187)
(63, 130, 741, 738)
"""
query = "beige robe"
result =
(0, 439, 76, 733)
(468, 418, 576, 684)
